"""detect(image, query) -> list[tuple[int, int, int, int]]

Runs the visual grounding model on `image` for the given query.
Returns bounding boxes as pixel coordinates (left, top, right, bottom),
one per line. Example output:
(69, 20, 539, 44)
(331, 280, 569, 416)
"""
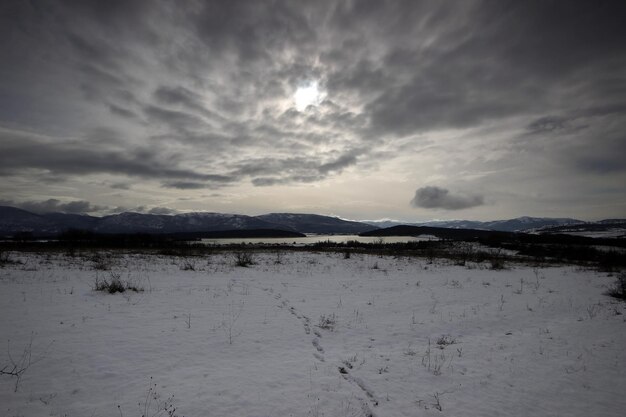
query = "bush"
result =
(90, 253, 112, 271)
(436, 335, 456, 347)
(606, 272, 626, 300)
(0, 250, 19, 267)
(489, 258, 506, 270)
(179, 258, 196, 271)
(234, 252, 255, 267)
(318, 313, 337, 331)
(93, 273, 143, 294)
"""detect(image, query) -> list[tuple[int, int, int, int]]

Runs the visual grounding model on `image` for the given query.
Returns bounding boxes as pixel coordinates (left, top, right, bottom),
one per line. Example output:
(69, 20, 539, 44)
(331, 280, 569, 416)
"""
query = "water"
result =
(196, 234, 438, 246)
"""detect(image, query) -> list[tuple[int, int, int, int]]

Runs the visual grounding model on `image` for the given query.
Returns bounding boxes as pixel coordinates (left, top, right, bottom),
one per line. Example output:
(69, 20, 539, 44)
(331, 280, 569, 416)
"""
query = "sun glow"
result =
(294, 81, 325, 111)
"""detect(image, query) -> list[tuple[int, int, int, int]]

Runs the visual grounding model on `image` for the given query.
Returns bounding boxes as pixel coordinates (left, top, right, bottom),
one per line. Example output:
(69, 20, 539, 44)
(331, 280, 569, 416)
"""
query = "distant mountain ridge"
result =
(256, 213, 375, 234)
(364, 216, 582, 232)
(0, 206, 377, 237)
(0, 205, 619, 237)
(537, 219, 626, 239)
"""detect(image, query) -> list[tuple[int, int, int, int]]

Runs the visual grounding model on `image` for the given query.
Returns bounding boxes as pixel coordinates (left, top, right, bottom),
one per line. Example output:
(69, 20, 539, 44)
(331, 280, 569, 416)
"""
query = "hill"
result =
(0, 207, 376, 237)
(365, 216, 581, 232)
(255, 213, 377, 234)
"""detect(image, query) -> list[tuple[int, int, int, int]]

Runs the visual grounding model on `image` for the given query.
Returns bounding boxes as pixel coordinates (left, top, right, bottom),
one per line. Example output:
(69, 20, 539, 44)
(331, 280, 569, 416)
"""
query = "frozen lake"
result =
(198, 233, 439, 246)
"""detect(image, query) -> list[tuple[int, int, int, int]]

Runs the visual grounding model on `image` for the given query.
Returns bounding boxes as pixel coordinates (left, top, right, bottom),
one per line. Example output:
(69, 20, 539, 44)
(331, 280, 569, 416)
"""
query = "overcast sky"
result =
(1, 0, 625, 221)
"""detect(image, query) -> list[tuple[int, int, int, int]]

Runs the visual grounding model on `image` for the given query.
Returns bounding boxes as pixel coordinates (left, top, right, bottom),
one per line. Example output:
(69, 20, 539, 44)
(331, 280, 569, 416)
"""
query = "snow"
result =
(1, 251, 625, 416)
(553, 229, 626, 239)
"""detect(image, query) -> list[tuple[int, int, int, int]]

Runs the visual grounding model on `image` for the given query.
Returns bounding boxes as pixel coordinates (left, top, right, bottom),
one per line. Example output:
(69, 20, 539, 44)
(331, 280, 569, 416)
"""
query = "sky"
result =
(1, 0, 625, 221)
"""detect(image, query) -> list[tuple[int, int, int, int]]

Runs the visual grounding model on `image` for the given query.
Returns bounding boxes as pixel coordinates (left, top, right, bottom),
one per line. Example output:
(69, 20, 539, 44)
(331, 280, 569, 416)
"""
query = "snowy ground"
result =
(1, 250, 625, 417)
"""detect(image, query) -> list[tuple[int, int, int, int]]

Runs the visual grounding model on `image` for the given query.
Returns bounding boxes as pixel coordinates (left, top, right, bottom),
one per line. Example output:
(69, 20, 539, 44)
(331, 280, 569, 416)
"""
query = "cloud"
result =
(108, 104, 137, 119)
(0, 199, 104, 214)
(143, 105, 208, 131)
(410, 187, 485, 210)
(1, 1, 625, 220)
(162, 181, 212, 190)
(526, 116, 568, 134)
(251, 175, 322, 187)
(318, 153, 358, 174)
(104, 205, 179, 215)
(153, 86, 223, 121)
(110, 182, 131, 190)
(235, 151, 361, 186)
(0, 127, 234, 186)
(147, 207, 178, 215)
(191, 1, 317, 64)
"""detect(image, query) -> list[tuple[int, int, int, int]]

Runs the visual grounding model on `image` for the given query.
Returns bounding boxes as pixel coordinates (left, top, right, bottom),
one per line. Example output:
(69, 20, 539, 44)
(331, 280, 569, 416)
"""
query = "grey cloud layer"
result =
(1, 1, 625, 217)
(0, 199, 104, 214)
(411, 187, 485, 210)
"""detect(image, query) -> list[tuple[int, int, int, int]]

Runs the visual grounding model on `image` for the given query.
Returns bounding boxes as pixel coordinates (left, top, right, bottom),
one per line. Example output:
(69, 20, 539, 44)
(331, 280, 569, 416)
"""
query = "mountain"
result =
(0, 206, 375, 236)
(92, 212, 289, 234)
(364, 216, 582, 232)
(360, 225, 508, 240)
(537, 219, 626, 239)
(255, 213, 377, 234)
(0, 206, 59, 236)
(479, 217, 581, 232)
(360, 224, 626, 246)
(0, 206, 609, 238)
(42, 212, 99, 231)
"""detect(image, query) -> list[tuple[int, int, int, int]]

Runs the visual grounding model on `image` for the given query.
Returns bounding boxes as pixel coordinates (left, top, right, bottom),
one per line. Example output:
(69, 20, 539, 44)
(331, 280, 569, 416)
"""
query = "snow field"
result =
(0, 251, 625, 417)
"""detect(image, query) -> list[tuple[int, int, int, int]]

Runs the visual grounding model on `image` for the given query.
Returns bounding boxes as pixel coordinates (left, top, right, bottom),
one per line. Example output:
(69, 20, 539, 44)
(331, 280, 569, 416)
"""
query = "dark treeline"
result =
(360, 225, 626, 248)
(1, 228, 624, 271)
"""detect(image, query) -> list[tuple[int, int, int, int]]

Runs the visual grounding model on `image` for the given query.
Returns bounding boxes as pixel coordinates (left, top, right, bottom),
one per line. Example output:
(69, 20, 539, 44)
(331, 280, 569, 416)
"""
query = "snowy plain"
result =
(0, 250, 625, 417)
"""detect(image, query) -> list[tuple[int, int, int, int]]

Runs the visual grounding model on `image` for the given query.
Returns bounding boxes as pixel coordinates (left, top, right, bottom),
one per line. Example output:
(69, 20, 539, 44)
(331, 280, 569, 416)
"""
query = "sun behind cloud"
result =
(294, 81, 325, 111)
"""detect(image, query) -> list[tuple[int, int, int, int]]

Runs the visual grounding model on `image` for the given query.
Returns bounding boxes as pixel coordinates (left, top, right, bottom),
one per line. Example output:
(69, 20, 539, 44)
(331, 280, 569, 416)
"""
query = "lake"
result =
(197, 234, 438, 246)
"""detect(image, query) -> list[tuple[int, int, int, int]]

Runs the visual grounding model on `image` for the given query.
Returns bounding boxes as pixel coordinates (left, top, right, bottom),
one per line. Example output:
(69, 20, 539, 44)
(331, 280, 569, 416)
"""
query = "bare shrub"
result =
(1, 335, 52, 392)
(489, 258, 506, 270)
(94, 272, 143, 294)
(0, 250, 20, 267)
(179, 258, 196, 271)
(221, 300, 244, 344)
(274, 251, 283, 265)
(234, 252, 255, 267)
(127, 377, 180, 417)
(317, 313, 337, 331)
(606, 272, 626, 300)
(586, 302, 601, 319)
(436, 335, 456, 347)
(90, 253, 113, 271)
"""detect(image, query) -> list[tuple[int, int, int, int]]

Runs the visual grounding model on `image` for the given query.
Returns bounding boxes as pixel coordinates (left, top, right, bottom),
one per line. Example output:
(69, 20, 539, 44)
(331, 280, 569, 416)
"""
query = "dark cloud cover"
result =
(162, 181, 213, 190)
(411, 187, 485, 211)
(0, 199, 104, 214)
(1, 1, 625, 219)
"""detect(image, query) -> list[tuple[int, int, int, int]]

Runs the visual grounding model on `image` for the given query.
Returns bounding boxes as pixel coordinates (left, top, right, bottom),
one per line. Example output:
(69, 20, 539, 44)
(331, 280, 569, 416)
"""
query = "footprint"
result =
(312, 338, 324, 353)
(340, 372, 379, 407)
